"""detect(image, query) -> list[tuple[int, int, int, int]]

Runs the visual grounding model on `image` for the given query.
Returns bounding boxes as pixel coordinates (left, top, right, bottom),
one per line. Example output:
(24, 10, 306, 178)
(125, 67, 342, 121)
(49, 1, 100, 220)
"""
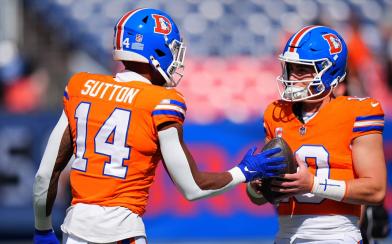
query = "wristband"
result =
(229, 167, 246, 184)
(311, 176, 346, 201)
(246, 182, 265, 199)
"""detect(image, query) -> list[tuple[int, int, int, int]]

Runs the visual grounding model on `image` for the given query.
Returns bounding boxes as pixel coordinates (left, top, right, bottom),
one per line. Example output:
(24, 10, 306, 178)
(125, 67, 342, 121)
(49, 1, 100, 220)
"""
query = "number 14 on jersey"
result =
(72, 102, 131, 179)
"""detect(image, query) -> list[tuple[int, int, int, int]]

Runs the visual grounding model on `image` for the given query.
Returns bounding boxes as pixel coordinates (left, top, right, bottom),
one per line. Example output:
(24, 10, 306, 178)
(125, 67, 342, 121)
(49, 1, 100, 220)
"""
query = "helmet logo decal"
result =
(322, 33, 342, 54)
(152, 14, 172, 35)
(135, 34, 143, 43)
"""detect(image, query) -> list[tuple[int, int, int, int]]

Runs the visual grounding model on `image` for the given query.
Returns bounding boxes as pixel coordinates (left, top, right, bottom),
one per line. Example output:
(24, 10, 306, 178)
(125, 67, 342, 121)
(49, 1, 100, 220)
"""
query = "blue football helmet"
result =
(113, 8, 186, 87)
(277, 25, 348, 102)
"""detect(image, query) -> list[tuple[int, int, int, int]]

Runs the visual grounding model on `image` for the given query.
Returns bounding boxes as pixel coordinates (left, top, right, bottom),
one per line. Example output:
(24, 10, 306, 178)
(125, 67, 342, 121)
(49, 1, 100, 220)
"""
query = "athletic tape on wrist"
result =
(311, 176, 346, 201)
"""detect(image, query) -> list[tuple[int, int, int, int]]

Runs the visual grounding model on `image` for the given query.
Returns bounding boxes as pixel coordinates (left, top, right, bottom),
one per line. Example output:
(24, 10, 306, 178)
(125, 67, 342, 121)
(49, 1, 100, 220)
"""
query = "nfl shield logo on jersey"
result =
(299, 125, 307, 136)
(152, 14, 172, 35)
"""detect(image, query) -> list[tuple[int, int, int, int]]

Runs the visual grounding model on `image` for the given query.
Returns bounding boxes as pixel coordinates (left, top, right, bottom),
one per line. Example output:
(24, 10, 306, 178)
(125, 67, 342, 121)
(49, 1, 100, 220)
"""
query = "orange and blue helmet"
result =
(113, 8, 186, 87)
(277, 25, 348, 102)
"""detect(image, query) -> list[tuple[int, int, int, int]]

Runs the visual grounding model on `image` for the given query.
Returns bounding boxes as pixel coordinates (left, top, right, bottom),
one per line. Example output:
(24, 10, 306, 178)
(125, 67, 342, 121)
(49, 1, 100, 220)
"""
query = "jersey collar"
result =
(114, 70, 152, 84)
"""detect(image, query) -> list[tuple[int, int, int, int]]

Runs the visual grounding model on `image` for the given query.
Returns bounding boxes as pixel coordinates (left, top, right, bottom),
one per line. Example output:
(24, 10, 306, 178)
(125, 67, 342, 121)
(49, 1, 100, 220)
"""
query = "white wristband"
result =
(229, 166, 246, 184)
(311, 176, 346, 202)
(246, 182, 265, 199)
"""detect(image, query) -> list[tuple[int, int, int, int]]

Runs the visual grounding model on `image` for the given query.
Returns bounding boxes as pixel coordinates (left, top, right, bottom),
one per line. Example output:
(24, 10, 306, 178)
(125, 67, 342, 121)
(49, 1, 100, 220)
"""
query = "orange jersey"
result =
(63, 72, 186, 216)
(263, 96, 384, 217)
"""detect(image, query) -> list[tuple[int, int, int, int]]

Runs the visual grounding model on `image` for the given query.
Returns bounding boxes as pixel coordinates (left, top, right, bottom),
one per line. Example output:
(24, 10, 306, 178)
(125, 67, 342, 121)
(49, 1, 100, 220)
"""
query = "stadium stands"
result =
(24, 0, 392, 123)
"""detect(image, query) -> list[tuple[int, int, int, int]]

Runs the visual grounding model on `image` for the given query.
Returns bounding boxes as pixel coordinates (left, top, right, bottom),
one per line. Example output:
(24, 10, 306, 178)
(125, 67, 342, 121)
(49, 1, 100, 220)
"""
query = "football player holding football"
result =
(32, 8, 287, 244)
(247, 26, 386, 243)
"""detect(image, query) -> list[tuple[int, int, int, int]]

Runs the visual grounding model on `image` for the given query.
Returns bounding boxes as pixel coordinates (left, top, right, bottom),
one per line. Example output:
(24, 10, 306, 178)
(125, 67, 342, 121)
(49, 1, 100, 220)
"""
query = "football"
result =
(259, 137, 297, 204)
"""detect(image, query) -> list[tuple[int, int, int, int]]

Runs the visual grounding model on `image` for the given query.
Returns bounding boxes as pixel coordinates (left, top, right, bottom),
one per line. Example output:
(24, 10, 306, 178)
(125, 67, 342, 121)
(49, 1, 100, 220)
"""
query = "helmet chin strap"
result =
(303, 86, 334, 103)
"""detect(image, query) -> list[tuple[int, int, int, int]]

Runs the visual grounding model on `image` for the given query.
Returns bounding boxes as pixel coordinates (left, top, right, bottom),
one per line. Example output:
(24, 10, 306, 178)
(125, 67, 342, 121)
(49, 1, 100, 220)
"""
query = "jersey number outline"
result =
(72, 102, 131, 179)
(282, 145, 330, 204)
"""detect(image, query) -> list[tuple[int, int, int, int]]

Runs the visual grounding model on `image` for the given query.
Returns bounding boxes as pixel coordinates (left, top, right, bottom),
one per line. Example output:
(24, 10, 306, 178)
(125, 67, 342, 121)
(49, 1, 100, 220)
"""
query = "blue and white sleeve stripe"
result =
(166, 99, 187, 110)
(63, 87, 69, 100)
(152, 110, 185, 120)
(153, 99, 186, 120)
(353, 114, 384, 132)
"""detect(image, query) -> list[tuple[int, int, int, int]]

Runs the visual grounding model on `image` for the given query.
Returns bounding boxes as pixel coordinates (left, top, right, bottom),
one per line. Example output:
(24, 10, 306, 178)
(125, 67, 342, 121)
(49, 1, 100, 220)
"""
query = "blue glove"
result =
(238, 146, 286, 182)
(34, 229, 60, 244)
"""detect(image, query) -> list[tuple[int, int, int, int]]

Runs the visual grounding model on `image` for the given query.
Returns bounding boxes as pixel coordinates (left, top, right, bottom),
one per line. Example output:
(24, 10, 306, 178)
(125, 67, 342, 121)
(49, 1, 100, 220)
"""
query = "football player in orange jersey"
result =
(32, 8, 287, 244)
(247, 26, 387, 243)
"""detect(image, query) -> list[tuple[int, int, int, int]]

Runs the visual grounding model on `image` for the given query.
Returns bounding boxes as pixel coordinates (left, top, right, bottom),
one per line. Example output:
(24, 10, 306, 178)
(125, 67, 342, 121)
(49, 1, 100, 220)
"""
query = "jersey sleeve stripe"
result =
(354, 120, 384, 127)
(155, 105, 186, 115)
(152, 110, 185, 120)
(352, 126, 384, 132)
(169, 100, 187, 110)
(159, 99, 187, 110)
(355, 114, 384, 122)
(64, 91, 69, 100)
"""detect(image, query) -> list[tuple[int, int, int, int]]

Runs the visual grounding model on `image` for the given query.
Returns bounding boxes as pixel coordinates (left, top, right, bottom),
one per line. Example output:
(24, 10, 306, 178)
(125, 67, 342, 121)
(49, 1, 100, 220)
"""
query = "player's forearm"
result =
(349, 134, 387, 205)
(158, 127, 244, 201)
(34, 175, 54, 230)
(192, 171, 233, 190)
(311, 176, 385, 205)
(33, 111, 69, 230)
(181, 144, 242, 190)
(343, 178, 386, 205)
(184, 167, 244, 201)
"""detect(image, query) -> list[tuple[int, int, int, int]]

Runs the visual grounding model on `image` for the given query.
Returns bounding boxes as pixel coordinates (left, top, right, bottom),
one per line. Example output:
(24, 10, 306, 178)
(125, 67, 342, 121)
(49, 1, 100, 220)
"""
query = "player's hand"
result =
(238, 146, 287, 182)
(34, 229, 60, 244)
(270, 155, 313, 194)
(249, 178, 263, 193)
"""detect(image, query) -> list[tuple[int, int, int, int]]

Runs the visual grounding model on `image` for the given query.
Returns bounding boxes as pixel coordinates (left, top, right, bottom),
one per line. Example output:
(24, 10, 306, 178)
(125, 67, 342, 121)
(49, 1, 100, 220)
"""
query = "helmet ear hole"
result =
(142, 16, 149, 23)
(155, 49, 166, 57)
(330, 69, 338, 77)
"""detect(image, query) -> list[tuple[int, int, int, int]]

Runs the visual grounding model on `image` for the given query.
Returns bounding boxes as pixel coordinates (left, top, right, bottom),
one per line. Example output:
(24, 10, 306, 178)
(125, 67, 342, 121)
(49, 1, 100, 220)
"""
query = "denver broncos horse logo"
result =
(322, 33, 342, 55)
(152, 14, 172, 35)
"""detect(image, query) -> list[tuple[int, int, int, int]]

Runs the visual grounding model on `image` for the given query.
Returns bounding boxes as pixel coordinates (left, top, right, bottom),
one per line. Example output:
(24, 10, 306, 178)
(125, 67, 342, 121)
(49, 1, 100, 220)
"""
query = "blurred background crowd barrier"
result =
(0, 0, 392, 243)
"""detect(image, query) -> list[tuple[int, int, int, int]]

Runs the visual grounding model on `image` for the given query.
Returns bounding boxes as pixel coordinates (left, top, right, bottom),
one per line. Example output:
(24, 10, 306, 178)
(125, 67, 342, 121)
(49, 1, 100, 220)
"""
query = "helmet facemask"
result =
(277, 54, 334, 102)
(166, 39, 186, 86)
(150, 38, 186, 87)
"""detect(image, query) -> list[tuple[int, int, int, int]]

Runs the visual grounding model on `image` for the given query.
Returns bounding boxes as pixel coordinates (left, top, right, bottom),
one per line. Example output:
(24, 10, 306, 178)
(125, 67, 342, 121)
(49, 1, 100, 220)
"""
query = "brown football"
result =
(259, 137, 297, 204)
